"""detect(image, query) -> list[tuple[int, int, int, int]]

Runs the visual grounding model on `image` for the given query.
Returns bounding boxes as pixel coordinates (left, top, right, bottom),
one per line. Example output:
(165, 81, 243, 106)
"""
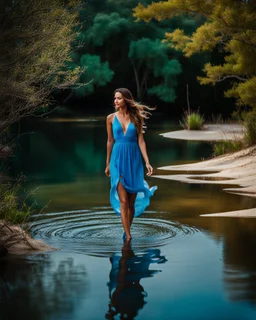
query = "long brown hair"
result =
(114, 88, 154, 134)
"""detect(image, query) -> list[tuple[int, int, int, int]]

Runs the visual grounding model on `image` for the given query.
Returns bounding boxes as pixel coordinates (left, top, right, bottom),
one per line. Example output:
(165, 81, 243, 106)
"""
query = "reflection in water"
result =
(222, 219, 256, 304)
(106, 242, 167, 319)
(0, 254, 87, 320)
(224, 267, 256, 304)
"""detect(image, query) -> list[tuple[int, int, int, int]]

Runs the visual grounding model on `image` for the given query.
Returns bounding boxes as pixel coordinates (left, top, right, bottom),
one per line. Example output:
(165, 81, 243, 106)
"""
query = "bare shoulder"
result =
(106, 113, 115, 124)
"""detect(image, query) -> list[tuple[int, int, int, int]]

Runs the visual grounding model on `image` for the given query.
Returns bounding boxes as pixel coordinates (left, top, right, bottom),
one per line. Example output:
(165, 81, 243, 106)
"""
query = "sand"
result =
(155, 124, 256, 218)
(161, 124, 244, 141)
(0, 220, 57, 255)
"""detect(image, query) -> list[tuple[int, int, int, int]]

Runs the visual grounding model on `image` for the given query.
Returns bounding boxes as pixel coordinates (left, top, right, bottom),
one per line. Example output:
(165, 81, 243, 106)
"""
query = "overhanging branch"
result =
(216, 75, 247, 82)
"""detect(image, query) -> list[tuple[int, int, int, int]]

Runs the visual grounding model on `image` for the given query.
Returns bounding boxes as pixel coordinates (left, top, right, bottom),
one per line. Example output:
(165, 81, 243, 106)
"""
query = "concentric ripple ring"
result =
(30, 207, 199, 256)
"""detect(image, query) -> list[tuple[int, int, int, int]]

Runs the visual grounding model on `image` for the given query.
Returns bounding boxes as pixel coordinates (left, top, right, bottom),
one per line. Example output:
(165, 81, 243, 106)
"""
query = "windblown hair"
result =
(114, 88, 154, 134)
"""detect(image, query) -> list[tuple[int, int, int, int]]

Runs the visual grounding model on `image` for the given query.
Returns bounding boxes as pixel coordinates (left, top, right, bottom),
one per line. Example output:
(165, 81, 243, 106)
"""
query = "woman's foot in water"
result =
(122, 232, 132, 241)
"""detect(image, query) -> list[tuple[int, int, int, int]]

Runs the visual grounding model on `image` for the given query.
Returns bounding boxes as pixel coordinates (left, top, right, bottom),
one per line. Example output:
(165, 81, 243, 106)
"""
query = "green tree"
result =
(134, 0, 256, 109)
(68, 54, 114, 98)
(85, 13, 131, 46)
(0, 0, 82, 132)
(66, 0, 199, 104)
(128, 38, 181, 101)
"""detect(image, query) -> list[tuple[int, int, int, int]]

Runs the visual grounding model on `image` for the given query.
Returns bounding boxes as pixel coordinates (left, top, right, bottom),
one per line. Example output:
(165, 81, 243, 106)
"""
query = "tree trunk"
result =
(130, 59, 142, 100)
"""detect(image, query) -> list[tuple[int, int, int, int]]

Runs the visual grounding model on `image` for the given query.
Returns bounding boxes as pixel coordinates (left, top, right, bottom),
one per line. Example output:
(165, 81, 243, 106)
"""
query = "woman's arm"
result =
(138, 133, 153, 176)
(105, 114, 115, 177)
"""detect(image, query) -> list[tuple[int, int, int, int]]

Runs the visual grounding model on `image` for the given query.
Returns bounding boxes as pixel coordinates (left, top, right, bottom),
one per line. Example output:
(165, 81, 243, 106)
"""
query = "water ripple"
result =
(30, 207, 198, 255)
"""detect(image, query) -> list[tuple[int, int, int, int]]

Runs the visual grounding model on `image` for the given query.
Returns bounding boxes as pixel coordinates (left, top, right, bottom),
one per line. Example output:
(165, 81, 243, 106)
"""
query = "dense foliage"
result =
(134, 0, 256, 110)
(0, 0, 83, 223)
(0, 0, 82, 133)
(65, 0, 204, 104)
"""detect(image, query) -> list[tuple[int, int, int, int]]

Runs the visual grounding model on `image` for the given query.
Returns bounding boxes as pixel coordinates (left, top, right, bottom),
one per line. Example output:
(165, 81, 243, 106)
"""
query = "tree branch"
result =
(216, 75, 247, 82)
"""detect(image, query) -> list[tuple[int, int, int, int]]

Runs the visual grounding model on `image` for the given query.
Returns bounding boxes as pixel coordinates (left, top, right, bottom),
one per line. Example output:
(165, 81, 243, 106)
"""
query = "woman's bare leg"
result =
(117, 182, 131, 240)
(127, 193, 136, 227)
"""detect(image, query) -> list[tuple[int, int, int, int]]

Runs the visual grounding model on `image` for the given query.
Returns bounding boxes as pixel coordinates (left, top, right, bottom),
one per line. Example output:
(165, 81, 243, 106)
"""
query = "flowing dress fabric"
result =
(110, 115, 157, 217)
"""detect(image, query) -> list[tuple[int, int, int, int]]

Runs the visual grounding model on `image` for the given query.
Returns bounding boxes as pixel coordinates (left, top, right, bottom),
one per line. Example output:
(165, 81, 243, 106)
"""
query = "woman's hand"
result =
(105, 164, 110, 177)
(146, 163, 153, 176)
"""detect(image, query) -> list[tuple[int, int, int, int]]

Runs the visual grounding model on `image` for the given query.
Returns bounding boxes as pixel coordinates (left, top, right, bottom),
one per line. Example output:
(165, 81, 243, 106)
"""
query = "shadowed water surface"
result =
(1, 114, 256, 319)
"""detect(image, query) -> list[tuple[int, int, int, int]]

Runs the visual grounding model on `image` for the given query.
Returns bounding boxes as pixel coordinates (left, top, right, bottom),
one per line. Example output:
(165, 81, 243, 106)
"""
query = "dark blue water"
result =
(1, 114, 256, 319)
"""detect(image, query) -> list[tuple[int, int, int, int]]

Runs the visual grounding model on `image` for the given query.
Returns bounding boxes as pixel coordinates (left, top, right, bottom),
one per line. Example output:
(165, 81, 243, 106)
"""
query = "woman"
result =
(105, 88, 157, 241)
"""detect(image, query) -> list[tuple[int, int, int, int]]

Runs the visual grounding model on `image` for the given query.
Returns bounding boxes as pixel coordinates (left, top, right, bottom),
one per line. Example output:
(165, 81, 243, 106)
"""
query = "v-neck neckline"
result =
(115, 114, 131, 136)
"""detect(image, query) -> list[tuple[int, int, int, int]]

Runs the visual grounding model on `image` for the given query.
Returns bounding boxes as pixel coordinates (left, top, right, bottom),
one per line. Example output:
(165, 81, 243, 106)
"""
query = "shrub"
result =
(243, 111, 256, 146)
(180, 111, 204, 130)
(0, 178, 32, 224)
(213, 140, 244, 156)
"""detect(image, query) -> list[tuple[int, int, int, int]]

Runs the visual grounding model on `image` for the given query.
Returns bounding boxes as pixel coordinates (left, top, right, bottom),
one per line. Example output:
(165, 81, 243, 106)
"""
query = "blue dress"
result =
(110, 114, 157, 217)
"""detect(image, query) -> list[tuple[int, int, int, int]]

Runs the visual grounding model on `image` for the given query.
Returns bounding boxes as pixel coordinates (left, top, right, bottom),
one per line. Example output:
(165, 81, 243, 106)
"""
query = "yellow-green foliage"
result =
(243, 111, 256, 146)
(213, 140, 244, 156)
(0, 0, 82, 132)
(0, 182, 32, 224)
(213, 110, 256, 156)
(181, 111, 204, 130)
(134, 1, 256, 109)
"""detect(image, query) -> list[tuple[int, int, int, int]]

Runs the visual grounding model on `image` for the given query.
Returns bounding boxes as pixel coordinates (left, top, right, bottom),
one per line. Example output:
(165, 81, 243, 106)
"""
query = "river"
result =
(1, 114, 256, 319)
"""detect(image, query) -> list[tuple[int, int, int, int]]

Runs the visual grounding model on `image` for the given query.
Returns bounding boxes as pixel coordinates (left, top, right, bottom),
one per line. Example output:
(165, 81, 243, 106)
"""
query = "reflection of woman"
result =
(106, 241, 146, 319)
(106, 241, 166, 319)
(105, 88, 157, 240)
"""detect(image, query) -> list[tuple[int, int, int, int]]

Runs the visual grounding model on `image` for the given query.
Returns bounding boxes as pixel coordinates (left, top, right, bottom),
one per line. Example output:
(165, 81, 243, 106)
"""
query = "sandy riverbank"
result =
(161, 123, 244, 141)
(154, 124, 256, 218)
(0, 220, 57, 255)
